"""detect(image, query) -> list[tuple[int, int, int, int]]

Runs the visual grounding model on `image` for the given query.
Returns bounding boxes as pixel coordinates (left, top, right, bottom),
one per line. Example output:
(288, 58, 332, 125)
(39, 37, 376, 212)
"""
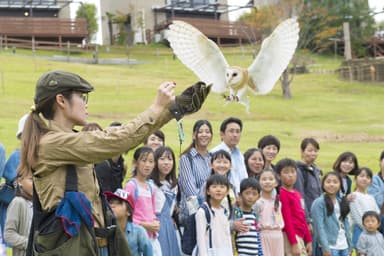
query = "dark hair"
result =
(258, 135, 280, 152)
(151, 146, 177, 189)
(275, 158, 296, 175)
(109, 197, 133, 222)
(220, 117, 242, 133)
(240, 178, 261, 193)
(259, 169, 280, 211)
(379, 150, 384, 177)
(322, 171, 350, 220)
(362, 210, 381, 225)
(132, 146, 154, 177)
(18, 90, 73, 177)
(144, 130, 165, 145)
(300, 137, 320, 151)
(355, 167, 373, 180)
(244, 148, 265, 178)
(333, 151, 359, 176)
(210, 150, 232, 174)
(182, 120, 212, 155)
(205, 174, 232, 216)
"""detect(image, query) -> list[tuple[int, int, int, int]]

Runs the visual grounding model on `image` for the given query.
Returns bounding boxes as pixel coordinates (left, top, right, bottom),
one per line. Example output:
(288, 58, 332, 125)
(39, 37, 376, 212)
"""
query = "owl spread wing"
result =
(166, 20, 229, 93)
(248, 18, 299, 94)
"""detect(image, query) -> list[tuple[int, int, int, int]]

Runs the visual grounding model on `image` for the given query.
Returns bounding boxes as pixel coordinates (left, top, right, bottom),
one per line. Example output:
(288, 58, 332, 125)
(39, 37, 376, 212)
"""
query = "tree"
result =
(76, 3, 98, 43)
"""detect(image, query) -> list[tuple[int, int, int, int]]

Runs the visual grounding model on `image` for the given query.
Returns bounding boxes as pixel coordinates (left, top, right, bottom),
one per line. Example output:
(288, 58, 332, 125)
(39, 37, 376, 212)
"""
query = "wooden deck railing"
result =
(0, 17, 88, 37)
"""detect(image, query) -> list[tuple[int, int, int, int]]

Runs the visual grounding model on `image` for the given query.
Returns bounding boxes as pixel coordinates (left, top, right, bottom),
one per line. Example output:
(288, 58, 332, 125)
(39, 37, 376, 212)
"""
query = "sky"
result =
(228, 0, 384, 22)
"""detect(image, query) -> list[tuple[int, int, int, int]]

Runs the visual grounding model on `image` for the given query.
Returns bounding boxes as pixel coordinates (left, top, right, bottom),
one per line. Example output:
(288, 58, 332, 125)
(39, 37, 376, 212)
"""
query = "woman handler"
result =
(18, 70, 210, 256)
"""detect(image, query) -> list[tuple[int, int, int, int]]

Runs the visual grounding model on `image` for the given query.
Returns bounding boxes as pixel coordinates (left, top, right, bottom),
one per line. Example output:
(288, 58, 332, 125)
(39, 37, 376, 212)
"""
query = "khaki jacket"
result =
(32, 108, 172, 227)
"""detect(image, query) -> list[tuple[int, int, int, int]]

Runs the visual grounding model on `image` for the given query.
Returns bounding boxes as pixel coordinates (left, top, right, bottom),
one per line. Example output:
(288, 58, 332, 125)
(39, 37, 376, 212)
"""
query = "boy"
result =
(276, 158, 312, 256)
(105, 189, 153, 256)
(356, 211, 384, 256)
(234, 178, 263, 256)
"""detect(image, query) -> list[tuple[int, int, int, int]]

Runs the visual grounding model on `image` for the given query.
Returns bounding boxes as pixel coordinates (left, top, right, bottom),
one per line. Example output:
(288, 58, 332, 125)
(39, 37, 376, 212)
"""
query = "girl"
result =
(333, 151, 359, 198)
(144, 130, 165, 152)
(368, 150, 384, 234)
(244, 148, 265, 180)
(349, 167, 379, 248)
(4, 172, 33, 256)
(193, 174, 233, 256)
(151, 146, 180, 256)
(199, 150, 235, 215)
(125, 146, 162, 256)
(255, 169, 284, 256)
(178, 120, 213, 223)
(311, 172, 352, 256)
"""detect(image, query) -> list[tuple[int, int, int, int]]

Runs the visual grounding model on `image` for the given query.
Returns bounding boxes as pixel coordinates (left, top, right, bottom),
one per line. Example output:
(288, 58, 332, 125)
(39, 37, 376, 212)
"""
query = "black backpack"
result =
(181, 203, 212, 255)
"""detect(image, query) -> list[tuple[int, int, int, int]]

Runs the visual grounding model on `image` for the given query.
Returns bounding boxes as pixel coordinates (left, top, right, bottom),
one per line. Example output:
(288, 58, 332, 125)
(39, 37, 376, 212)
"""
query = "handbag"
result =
(0, 180, 16, 205)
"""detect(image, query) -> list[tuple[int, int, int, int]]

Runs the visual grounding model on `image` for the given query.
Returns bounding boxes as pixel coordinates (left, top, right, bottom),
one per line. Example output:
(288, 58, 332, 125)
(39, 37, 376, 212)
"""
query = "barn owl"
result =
(166, 18, 300, 112)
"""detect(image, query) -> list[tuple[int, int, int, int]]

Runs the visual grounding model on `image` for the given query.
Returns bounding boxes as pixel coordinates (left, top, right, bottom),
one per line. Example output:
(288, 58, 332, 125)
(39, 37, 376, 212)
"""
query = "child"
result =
(255, 169, 284, 256)
(276, 158, 312, 256)
(350, 167, 380, 248)
(356, 211, 384, 256)
(193, 174, 233, 256)
(4, 172, 33, 256)
(151, 146, 180, 256)
(234, 178, 263, 256)
(257, 135, 280, 170)
(244, 148, 265, 180)
(333, 151, 359, 198)
(124, 146, 162, 256)
(311, 172, 352, 256)
(199, 150, 235, 214)
(104, 188, 153, 256)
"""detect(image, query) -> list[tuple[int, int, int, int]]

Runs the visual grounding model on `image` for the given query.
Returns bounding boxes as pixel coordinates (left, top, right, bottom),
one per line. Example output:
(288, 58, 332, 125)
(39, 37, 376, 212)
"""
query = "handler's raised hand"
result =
(151, 81, 176, 115)
(169, 81, 211, 121)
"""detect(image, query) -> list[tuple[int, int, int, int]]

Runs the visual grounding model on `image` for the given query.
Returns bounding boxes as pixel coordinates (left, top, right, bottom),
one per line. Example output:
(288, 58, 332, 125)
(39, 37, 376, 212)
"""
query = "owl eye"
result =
(233, 73, 238, 77)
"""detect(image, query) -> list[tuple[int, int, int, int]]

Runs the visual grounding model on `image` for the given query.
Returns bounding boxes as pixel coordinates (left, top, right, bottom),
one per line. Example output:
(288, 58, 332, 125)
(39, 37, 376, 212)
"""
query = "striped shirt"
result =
(178, 147, 211, 197)
(235, 209, 264, 256)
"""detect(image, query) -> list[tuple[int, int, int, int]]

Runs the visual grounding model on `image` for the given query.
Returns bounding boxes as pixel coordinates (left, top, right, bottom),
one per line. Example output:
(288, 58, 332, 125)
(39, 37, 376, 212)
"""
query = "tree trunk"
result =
(281, 69, 292, 99)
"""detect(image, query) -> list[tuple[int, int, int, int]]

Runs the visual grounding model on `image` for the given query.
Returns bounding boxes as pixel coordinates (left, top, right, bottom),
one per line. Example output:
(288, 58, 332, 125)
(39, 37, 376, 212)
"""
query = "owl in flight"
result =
(166, 18, 299, 112)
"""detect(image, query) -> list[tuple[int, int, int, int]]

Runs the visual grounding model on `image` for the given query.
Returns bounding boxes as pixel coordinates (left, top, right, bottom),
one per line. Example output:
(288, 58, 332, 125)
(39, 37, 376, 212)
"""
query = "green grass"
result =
(1, 45, 384, 173)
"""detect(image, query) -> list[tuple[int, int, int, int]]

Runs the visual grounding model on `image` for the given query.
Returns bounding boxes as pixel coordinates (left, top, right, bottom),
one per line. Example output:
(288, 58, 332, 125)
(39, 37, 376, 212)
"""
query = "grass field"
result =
(0, 45, 384, 174)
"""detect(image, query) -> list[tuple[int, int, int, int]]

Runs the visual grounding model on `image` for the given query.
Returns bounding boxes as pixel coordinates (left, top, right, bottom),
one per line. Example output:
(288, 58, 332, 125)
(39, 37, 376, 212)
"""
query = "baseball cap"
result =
(16, 114, 29, 139)
(104, 189, 135, 210)
(34, 70, 94, 104)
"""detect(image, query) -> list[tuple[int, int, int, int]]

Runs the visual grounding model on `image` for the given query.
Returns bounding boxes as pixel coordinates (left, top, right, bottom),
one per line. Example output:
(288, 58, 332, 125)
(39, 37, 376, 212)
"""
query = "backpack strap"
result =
(201, 203, 213, 249)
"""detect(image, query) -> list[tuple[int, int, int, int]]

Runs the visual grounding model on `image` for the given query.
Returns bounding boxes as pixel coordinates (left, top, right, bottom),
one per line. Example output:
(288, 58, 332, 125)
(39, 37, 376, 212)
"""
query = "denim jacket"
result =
(125, 222, 153, 256)
(310, 194, 352, 253)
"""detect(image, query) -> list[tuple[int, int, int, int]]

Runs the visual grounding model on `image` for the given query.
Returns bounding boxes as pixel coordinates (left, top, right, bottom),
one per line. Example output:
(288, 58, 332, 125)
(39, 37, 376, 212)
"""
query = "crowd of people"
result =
(0, 70, 384, 256)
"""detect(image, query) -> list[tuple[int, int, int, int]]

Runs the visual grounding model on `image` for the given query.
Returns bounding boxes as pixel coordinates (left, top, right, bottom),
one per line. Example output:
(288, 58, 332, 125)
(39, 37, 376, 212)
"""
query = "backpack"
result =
(181, 203, 212, 255)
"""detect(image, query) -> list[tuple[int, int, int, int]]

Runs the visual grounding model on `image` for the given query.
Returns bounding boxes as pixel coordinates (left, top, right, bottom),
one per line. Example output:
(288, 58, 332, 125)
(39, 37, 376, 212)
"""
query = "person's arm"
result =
(0, 144, 5, 178)
(367, 176, 384, 208)
(195, 208, 208, 255)
(356, 234, 368, 256)
(350, 193, 364, 228)
(310, 199, 330, 254)
(137, 226, 154, 256)
(280, 191, 298, 245)
(4, 199, 28, 250)
(178, 154, 198, 197)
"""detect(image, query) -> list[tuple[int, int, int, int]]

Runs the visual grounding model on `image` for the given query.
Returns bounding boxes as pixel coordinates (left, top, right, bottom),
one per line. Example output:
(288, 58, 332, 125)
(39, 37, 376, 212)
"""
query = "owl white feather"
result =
(166, 18, 300, 112)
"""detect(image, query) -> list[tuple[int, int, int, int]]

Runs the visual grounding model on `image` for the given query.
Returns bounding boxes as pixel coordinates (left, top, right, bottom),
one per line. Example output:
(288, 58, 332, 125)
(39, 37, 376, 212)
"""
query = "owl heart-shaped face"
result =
(225, 67, 243, 84)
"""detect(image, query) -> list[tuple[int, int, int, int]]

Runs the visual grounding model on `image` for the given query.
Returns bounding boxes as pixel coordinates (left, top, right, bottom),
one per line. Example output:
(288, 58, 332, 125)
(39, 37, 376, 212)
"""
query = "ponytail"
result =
(324, 193, 334, 217)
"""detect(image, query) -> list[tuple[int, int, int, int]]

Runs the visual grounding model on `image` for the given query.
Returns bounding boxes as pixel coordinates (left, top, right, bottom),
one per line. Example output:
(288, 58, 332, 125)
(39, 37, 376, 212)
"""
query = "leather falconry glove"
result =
(169, 81, 211, 121)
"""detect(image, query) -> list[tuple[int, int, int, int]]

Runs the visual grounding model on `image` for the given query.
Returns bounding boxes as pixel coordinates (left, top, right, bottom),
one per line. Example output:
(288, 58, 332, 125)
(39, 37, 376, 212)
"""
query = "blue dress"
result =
(155, 182, 180, 256)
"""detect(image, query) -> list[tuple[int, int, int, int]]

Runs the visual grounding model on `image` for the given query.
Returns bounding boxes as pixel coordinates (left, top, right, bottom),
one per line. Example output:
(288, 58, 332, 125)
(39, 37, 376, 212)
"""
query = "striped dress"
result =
(234, 208, 263, 256)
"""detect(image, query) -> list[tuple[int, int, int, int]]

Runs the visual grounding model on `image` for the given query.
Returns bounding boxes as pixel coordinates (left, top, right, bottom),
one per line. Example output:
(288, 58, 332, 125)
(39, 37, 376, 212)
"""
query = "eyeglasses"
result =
(78, 93, 89, 104)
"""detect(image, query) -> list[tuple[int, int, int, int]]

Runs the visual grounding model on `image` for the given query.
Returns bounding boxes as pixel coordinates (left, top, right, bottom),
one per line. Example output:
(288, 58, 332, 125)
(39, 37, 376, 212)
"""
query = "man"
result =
(211, 117, 247, 194)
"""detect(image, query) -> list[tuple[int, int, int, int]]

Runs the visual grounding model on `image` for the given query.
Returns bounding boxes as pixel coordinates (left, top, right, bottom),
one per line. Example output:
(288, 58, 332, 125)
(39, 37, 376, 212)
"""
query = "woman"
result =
(17, 70, 209, 256)
(178, 120, 213, 225)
